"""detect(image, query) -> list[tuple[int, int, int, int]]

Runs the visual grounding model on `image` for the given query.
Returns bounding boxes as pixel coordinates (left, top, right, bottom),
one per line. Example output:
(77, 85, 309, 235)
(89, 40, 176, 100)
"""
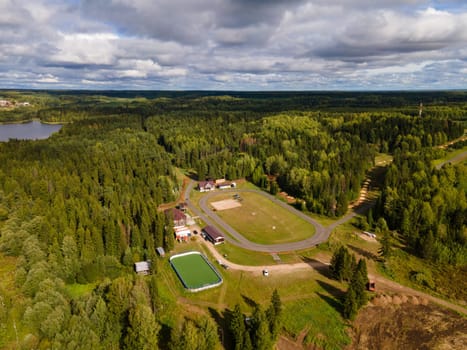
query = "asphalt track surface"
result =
(435, 150, 467, 169)
(185, 181, 374, 253)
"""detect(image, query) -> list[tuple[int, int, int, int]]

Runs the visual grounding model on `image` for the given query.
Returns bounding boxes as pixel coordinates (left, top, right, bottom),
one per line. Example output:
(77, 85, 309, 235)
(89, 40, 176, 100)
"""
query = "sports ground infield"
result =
(208, 191, 316, 244)
(170, 251, 223, 292)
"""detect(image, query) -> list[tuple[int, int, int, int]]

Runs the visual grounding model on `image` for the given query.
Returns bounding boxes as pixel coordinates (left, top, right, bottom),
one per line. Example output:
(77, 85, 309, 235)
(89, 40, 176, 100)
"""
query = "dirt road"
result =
(199, 237, 467, 315)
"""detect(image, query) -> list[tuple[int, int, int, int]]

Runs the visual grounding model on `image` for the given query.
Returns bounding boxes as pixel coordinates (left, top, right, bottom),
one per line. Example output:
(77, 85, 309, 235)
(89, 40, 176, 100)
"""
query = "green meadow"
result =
(209, 191, 315, 244)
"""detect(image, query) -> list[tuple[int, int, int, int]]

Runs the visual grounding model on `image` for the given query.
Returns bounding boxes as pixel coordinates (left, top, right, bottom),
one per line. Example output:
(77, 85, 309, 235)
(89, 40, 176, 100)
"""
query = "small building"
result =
(198, 180, 215, 192)
(134, 261, 151, 275)
(217, 181, 236, 190)
(156, 247, 166, 257)
(175, 226, 191, 242)
(202, 225, 225, 245)
(165, 208, 187, 227)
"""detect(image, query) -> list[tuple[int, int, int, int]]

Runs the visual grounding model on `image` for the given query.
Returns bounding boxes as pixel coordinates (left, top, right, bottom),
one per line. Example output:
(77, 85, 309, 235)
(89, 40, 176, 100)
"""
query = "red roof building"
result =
(202, 225, 225, 245)
(165, 208, 187, 227)
(198, 180, 215, 192)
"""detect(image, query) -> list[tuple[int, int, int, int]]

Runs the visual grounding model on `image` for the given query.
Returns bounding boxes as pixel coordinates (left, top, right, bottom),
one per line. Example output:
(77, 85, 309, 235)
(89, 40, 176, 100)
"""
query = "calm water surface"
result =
(0, 121, 62, 141)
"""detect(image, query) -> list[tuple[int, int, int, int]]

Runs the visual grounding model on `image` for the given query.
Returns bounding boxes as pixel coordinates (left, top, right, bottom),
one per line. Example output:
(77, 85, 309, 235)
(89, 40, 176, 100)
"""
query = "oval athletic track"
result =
(185, 181, 374, 253)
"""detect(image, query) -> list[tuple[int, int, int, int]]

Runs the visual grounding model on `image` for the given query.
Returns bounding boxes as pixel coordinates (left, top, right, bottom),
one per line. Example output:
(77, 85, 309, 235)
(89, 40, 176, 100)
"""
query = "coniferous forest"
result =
(0, 90, 466, 349)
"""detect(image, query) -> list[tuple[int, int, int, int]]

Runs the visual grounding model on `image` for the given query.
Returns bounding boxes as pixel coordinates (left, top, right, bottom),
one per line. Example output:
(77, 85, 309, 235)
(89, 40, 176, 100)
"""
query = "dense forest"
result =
(0, 90, 465, 349)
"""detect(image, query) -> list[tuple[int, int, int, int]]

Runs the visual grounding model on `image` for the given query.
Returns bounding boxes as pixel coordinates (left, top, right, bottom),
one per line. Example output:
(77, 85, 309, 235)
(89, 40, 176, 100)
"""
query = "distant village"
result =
(0, 99, 31, 108)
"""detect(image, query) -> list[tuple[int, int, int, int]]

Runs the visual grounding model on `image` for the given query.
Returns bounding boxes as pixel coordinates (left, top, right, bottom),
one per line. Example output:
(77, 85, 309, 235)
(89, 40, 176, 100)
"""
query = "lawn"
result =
(216, 241, 307, 266)
(65, 283, 96, 299)
(209, 191, 315, 244)
(170, 252, 222, 291)
(375, 153, 393, 166)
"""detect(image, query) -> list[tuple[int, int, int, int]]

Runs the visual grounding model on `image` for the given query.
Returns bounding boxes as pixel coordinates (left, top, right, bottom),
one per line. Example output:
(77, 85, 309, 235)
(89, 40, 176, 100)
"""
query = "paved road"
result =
(435, 150, 467, 169)
(185, 180, 375, 253)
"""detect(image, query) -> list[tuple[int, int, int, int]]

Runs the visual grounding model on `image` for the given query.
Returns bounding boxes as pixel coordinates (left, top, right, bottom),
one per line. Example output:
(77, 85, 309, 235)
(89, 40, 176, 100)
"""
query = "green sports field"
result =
(170, 252, 222, 291)
(210, 191, 315, 244)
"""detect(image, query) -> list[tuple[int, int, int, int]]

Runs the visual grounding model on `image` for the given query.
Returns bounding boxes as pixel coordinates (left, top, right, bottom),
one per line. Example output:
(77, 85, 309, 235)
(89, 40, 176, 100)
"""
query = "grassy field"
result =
(216, 241, 307, 266)
(375, 153, 393, 166)
(64, 283, 96, 299)
(209, 191, 315, 244)
(170, 252, 222, 290)
(163, 239, 350, 349)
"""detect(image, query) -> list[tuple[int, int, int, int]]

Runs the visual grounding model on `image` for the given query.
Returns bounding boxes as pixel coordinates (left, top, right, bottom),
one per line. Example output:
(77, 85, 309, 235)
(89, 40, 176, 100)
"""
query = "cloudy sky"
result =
(1, 0, 467, 90)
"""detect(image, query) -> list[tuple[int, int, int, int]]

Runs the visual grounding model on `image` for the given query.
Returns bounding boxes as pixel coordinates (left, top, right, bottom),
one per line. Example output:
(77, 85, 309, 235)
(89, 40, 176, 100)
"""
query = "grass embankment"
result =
(209, 191, 315, 244)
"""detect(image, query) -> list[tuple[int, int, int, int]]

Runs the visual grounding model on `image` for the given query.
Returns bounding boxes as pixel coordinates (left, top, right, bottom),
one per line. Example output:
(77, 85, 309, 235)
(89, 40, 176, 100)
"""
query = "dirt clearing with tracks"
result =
(211, 198, 242, 211)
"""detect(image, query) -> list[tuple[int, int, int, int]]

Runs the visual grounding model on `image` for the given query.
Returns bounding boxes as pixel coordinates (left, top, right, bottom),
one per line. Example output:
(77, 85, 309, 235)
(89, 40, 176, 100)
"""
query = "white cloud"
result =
(0, 0, 466, 89)
(50, 32, 119, 65)
(37, 74, 59, 83)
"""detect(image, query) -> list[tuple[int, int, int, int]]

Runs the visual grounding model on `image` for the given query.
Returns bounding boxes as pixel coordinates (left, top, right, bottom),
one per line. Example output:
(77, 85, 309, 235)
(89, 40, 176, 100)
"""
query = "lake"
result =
(0, 120, 62, 142)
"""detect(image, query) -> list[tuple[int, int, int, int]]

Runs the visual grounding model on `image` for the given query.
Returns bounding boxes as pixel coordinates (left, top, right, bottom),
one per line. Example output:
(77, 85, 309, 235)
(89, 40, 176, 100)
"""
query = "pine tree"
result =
(148, 275, 161, 314)
(230, 304, 246, 350)
(243, 329, 253, 350)
(123, 303, 160, 350)
(367, 208, 374, 228)
(342, 284, 358, 320)
(330, 246, 345, 281)
(251, 305, 272, 350)
(330, 246, 356, 282)
(378, 230, 392, 260)
(198, 316, 220, 350)
(267, 289, 282, 340)
(353, 259, 369, 308)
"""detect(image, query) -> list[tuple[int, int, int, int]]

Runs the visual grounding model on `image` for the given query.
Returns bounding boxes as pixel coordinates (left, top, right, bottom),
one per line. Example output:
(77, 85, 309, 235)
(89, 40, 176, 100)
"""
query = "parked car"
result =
(263, 269, 269, 276)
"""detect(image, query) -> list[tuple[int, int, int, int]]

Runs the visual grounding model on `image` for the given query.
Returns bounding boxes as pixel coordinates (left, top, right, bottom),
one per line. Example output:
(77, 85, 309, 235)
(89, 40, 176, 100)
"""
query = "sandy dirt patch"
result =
(211, 198, 242, 211)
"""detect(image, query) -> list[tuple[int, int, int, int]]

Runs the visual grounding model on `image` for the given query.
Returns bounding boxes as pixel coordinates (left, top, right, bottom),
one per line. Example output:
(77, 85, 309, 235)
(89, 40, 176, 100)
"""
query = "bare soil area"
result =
(347, 298, 467, 350)
(278, 299, 467, 350)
